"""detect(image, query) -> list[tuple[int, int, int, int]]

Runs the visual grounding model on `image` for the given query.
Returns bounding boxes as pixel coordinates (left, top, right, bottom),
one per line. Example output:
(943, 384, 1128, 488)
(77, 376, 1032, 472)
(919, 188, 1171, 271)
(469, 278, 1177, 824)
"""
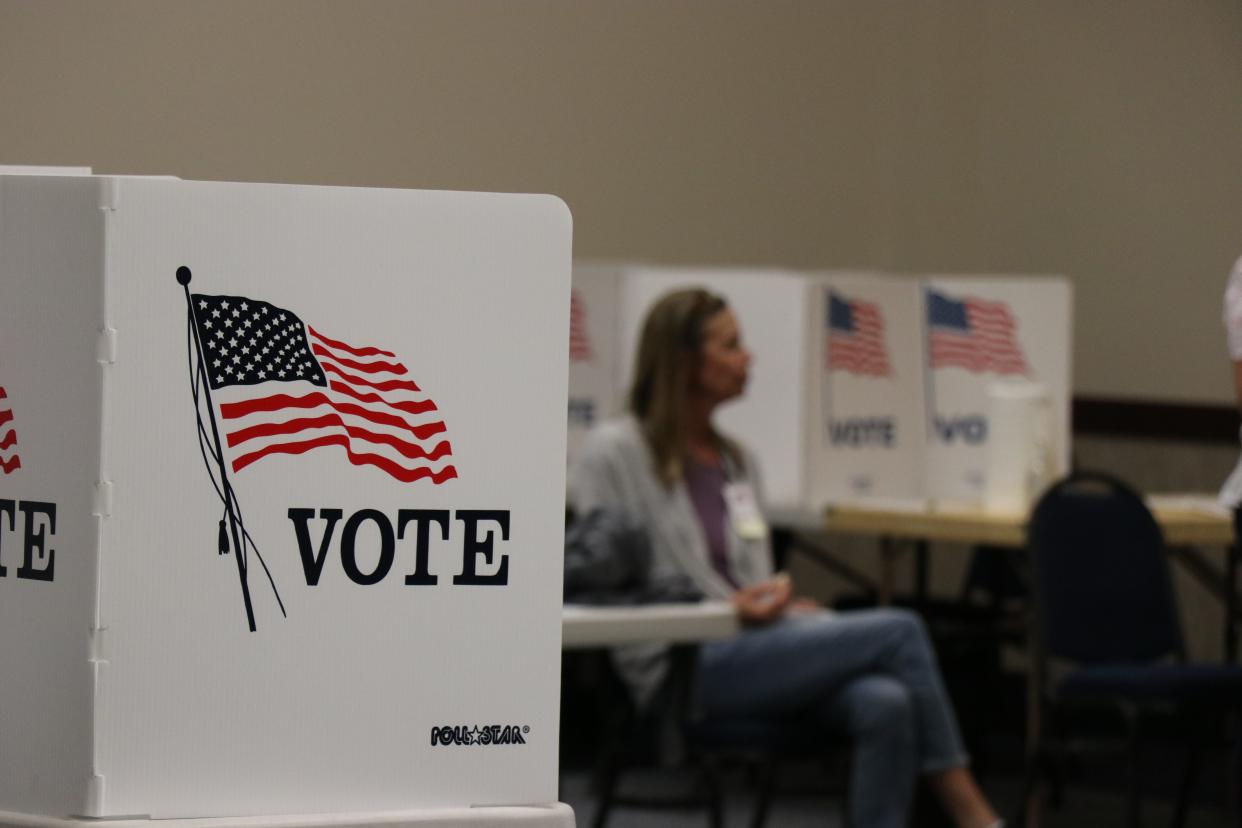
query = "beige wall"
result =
(3, 1, 1241, 403)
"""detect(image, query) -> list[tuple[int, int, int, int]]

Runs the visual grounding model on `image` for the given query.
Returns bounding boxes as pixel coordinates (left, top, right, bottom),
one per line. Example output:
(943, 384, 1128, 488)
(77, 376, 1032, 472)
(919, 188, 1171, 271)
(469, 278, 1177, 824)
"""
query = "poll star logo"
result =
(0, 386, 22, 475)
(431, 724, 529, 747)
(177, 266, 468, 632)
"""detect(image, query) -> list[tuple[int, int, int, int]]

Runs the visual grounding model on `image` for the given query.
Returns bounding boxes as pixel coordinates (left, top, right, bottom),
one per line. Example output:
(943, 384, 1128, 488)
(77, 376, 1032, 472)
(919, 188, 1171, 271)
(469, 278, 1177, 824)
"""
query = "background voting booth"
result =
(923, 276, 1072, 508)
(0, 175, 572, 822)
(810, 274, 928, 506)
(568, 264, 1072, 513)
(565, 264, 622, 468)
(0, 166, 93, 175)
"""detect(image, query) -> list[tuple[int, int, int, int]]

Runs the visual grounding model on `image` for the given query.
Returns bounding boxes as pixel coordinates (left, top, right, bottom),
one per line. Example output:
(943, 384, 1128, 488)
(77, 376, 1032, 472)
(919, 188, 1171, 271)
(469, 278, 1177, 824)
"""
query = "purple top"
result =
(684, 457, 738, 589)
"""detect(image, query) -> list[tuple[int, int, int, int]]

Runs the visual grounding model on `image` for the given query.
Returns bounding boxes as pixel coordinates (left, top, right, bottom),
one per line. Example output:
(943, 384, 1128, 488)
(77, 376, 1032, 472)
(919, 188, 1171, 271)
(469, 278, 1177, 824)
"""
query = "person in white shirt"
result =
(1220, 256, 1242, 507)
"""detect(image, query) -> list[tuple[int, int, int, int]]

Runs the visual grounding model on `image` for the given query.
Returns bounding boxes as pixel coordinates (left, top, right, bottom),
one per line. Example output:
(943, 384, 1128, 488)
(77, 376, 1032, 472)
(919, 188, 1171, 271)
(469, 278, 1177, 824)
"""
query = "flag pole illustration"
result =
(825, 291, 892, 447)
(177, 266, 458, 630)
(179, 266, 274, 632)
(924, 287, 939, 444)
(823, 293, 835, 441)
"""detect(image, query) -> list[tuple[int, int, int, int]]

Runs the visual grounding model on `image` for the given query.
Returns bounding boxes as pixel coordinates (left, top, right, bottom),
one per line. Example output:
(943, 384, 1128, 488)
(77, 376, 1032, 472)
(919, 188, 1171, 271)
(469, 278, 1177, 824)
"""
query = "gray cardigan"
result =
(569, 416, 773, 706)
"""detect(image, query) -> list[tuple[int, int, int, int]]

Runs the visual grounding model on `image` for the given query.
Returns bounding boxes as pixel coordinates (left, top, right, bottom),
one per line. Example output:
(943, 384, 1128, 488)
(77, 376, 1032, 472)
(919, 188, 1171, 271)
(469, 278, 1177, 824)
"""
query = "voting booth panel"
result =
(0, 175, 106, 821)
(922, 276, 1072, 505)
(617, 267, 812, 511)
(806, 274, 927, 507)
(0, 166, 93, 176)
(567, 264, 624, 471)
(0, 176, 571, 819)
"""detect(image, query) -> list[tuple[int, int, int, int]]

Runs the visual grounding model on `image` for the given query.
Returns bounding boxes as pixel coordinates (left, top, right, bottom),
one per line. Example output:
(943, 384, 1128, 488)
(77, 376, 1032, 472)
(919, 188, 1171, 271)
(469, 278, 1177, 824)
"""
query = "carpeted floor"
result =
(558, 763, 1234, 827)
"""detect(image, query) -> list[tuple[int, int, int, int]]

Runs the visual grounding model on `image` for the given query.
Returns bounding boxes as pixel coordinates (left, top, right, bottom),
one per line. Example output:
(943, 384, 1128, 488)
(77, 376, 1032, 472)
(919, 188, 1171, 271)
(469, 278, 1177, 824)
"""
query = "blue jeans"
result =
(697, 607, 969, 828)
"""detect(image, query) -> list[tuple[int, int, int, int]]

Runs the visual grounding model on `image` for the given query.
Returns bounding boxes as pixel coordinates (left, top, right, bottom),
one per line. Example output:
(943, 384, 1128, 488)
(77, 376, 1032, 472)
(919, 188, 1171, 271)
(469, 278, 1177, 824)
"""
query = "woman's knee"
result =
(875, 606, 925, 631)
(839, 675, 915, 736)
(866, 606, 932, 648)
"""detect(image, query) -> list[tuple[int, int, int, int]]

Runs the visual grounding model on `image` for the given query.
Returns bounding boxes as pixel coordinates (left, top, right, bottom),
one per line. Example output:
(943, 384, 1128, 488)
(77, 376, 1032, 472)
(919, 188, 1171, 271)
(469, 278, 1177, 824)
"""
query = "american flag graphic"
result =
(927, 290, 1028, 375)
(827, 292, 891, 377)
(569, 290, 592, 362)
(190, 294, 458, 484)
(0, 387, 20, 475)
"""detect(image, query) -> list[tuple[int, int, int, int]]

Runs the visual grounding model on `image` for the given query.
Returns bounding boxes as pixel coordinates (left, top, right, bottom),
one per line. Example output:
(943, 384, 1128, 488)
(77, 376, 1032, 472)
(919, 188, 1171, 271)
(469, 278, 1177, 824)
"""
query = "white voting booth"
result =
(0, 175, 572, 823)
(922, 276, 1072, 507)
(601, 267, 1072, 514)
(808, 274, 927, 506)
(0, 165, 93, 175)
(566, 265, 624, 470)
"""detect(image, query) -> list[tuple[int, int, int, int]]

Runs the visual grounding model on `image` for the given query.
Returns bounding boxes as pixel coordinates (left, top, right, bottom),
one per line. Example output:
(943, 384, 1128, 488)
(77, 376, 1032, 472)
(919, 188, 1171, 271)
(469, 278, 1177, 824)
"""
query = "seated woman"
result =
(570, 287, 1002, 828)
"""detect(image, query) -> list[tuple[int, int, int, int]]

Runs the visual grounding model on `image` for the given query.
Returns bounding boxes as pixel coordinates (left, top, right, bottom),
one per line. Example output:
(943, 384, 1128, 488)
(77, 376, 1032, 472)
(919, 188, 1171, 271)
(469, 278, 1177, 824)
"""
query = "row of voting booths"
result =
(568, 265, 1072, 514)
(0, 172, 573, 823)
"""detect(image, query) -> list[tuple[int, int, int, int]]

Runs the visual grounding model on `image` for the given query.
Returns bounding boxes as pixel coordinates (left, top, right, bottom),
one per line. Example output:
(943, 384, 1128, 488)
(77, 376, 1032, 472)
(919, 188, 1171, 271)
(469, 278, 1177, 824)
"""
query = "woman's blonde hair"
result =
(627, 288, 740, 485)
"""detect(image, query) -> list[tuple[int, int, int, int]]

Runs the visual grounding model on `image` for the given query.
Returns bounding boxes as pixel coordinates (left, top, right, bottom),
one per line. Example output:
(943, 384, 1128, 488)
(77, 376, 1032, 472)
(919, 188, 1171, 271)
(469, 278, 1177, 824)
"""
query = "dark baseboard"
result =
(1073, 396, 1240, 444)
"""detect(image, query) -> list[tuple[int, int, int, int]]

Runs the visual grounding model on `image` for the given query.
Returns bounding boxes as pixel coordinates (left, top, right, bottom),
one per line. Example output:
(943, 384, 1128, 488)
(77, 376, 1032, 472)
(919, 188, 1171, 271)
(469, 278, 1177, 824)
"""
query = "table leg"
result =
(1024, 605, 1043, 828)
(1167, 542, 1240, 662)
(879, 537, 897, 605)
(1227, 539, 1238, 663)
(1025, 638, 1041, 757)
(914, 540, 929, 609)
(786, 533, 879, 600)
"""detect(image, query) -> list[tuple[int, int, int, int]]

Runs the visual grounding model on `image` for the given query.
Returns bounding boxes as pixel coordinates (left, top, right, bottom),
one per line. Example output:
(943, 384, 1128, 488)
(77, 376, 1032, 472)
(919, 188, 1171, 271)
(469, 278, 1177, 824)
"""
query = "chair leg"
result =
(1170, 741, 1201, 828)
(590, 752, 618, 828)
(699, 756, 725, 828)
(1016, 746, 1045, 828)
(590, 717, 629, 828)
(1233, 716, 1242, 828)
(1125, 713, 1143, 828)
(1046, 751, 1066, 809)
(749, 758, 777, 828)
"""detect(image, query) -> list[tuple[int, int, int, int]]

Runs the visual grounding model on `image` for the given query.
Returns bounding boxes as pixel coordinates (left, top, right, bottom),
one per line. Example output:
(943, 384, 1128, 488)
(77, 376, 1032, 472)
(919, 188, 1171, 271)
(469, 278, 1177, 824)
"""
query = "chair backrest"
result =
(1027, 471, 1184, 665)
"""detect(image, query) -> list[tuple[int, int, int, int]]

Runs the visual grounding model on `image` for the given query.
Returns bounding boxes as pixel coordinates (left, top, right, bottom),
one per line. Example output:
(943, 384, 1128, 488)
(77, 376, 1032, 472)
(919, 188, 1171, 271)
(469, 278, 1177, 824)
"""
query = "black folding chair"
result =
(1020, 471, 1242, 827)
(589, 644, 847, 828)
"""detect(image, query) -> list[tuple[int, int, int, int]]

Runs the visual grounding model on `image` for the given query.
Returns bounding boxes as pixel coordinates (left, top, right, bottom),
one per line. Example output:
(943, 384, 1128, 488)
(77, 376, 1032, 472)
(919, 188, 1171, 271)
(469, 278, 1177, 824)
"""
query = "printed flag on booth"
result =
(927, 290, 1028, 375)
(0, 387, 20, 475)
(189, 293, 458, 485)
(569, 290, 593, 363)
(827, 292, 891, 377)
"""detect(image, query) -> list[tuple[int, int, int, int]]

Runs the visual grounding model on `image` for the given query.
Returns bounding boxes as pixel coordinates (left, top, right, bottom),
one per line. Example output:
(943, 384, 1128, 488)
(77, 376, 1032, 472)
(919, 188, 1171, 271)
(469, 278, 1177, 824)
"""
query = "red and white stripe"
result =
(569, 291, 593, 363)
(0, 387, 20, 475)
(930, 298, 1027, 375)
(213, 327, 458, 484)
(827, 300, 891, 377)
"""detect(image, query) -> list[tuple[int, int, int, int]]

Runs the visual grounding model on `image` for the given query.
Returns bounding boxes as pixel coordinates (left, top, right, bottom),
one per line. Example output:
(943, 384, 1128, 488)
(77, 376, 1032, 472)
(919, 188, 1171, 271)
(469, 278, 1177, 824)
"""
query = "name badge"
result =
(724, 481, 768, 540)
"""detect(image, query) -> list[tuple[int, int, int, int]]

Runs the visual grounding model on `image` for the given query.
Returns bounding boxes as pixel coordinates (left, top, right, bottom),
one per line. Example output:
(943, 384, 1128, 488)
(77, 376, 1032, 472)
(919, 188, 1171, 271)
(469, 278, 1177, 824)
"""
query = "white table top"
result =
(0, 804, 574, 828)
(561, 600, 738, 649)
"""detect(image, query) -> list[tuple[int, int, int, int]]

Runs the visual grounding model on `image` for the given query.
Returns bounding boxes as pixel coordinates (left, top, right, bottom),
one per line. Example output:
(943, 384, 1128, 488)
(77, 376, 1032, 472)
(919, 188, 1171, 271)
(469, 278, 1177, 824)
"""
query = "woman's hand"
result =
(733, 573, 793, 624)
(788, 596, 823, 614)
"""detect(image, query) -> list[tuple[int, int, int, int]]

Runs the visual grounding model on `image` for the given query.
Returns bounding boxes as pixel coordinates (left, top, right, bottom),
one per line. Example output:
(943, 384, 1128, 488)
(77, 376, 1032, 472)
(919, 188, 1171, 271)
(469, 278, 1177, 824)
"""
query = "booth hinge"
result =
(97, 327, 117, 365)
(89, 625, 108, 664)
(84, 773, 106, 816)
(98, 177, 119, 212)
(92, 481, 113, 518)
